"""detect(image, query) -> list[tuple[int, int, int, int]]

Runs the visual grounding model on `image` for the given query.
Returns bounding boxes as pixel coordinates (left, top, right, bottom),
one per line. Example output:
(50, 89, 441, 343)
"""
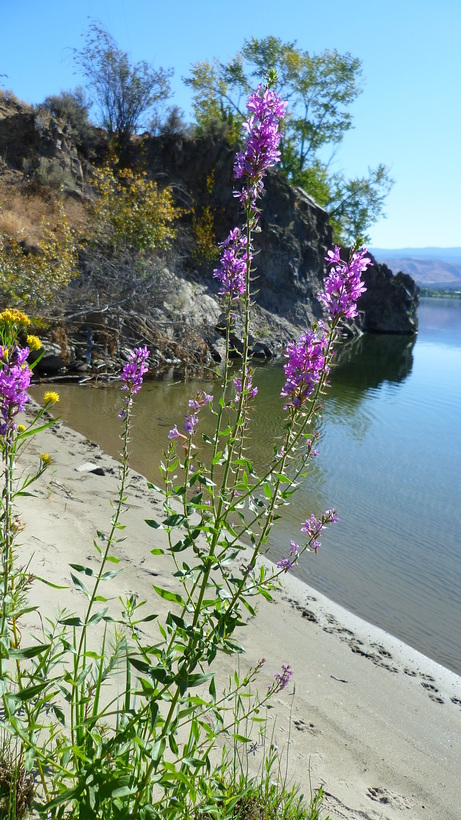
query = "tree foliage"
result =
(75, 22, 173, 155)
(185, 36, 393, 243)
(90, 165, 180, 256)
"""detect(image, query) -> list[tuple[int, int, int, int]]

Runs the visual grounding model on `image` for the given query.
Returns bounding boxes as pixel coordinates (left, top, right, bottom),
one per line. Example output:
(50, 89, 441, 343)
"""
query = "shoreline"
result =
(16, 406, 461, 819)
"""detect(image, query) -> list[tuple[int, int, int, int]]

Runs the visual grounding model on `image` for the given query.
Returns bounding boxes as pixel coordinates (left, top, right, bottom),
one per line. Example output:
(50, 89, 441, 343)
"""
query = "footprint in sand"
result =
(293, 718, 321, 735)
(345, 639, 398, 673)
(367, 786, 413, 810)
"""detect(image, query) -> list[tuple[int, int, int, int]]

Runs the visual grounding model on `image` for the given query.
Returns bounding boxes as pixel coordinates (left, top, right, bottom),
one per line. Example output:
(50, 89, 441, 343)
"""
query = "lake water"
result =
(30, 297, 461, 676)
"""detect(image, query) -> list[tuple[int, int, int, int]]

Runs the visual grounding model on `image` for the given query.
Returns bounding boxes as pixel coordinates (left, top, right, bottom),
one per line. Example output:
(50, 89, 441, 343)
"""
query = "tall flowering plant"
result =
(0, 78, 370, 819)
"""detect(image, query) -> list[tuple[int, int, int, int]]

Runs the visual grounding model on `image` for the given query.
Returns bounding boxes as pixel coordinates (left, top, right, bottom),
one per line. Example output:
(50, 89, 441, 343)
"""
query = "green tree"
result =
(184, 36, 393, 243)
(75, 22, 173, 156)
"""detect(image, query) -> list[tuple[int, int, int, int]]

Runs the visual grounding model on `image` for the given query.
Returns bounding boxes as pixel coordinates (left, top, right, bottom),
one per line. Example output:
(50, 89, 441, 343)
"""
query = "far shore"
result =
(16, 401, 461, 820)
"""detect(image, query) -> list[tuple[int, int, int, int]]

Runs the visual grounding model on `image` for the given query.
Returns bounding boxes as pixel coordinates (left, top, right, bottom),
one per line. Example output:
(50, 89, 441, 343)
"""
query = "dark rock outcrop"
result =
(142, 134, 419, 338)
(357, 260, 419, 334)
(0, 105, 84, 195)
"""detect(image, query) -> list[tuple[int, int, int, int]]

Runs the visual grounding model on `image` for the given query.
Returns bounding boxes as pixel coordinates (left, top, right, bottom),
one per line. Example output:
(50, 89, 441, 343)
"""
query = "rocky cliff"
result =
(143, 134, 419, 341)
(0, 98, 419, 378)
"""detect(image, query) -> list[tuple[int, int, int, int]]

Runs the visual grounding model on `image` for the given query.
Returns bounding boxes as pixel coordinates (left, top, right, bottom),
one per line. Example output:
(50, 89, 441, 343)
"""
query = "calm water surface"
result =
(30, 298, 461, 675)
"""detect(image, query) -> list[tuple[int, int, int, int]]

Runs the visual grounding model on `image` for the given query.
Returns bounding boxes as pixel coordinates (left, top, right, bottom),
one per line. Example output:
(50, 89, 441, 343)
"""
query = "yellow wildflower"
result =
(26, 334, 43, 351)
(17, 424, 26, 433)
(0, 309, 30, 327)
(40, 453, 52, 466)
(43, 391, 59, 404)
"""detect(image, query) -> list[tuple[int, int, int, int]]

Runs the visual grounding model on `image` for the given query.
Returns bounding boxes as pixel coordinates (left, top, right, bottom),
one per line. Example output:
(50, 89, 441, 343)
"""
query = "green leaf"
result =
(232, 733, 252, 743)
(258, 587, 274, 602)
(132, 613, 158, 625)
(170, 539, 189, 553)
(101, 569, 122, 580)
(88, 608, 109, 625)
(152, 585, 185, 605)
(128, 657, 151, 674)
(35, 575, 68, 589)
(17, 421, 56, 439)
(6, 681, 49, 702)
(58, 615, 83, 627)
(70, 573, 90, 599)
(147, 481, 162, 492)
(145, 519, 163, 529)
(150, 547, 165, 555)
(69, 563, 95, 577)
(9, 643, 51, 660)
(163, 513, 185, 527)
(187, 672, 213, 687)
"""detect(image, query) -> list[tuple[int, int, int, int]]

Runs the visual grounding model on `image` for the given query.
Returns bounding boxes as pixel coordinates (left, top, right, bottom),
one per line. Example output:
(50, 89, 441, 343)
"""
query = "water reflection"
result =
(333, 332, 415, 387)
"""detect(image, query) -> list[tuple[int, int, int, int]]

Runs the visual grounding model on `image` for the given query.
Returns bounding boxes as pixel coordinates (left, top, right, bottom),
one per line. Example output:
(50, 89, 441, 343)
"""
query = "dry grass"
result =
(0, 173, 88, 247)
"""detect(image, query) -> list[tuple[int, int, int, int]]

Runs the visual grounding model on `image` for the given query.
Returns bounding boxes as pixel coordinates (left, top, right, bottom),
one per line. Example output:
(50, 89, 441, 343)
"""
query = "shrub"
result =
(90, 164, 180, 255)
(0, 204, 79, 308)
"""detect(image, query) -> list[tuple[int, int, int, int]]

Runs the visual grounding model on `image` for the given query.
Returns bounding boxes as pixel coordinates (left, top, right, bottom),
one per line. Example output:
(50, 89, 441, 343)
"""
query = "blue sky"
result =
(2, 0, 460, 249)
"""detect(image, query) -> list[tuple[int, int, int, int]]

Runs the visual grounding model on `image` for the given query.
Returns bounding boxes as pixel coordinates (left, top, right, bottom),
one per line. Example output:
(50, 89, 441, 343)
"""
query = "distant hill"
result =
(370, 248, 461, 290)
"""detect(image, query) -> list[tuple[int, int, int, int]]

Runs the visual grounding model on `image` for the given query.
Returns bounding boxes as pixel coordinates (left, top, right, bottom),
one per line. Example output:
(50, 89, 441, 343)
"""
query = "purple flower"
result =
(214, 85, 286, 301)
(120, 346, 150, 395)
(213, 228, 250, 299)
(188, 391, 213, 413)
(183, 413, 198, 435)
(300, 509, 339, 553)
(318, 246, 370, 321)
(0, 346, 32, 435)
(234, 86, 287, 188)
(268, 663, 293, 694)
(233, 369, 258, 402)
(281, 325, 329, 410)
(324, 508, 340, 524)
(276, 542, 300, 574)
(169, 391, 213, 443)
(301, 514, 323, 540)
(168, 424, 185, 440)
(276, 556, 295, 573)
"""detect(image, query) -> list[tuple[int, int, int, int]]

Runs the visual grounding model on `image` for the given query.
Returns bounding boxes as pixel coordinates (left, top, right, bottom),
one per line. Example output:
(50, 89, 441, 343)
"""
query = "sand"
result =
(13, 404, 461, 820)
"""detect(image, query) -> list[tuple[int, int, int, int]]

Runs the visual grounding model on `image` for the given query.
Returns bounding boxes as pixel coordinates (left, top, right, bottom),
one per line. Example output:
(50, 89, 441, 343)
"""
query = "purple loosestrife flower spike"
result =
(281, 325, 329, 410)
(120, 346, 150, 395)
(213, 228, 250, 299)
(234, 86, 287, 187)
(214, 86, 286, 299)
(0, 346, 32, 435)
(318, 246, 371, 321)
(267, 663, 293, 694)
(300, 509, 339, 553)
(233, 370, 258, 402)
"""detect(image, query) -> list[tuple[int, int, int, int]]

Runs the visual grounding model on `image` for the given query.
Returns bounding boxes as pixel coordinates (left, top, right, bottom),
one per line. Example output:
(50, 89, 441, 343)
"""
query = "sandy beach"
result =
(14, 403, 461, 820)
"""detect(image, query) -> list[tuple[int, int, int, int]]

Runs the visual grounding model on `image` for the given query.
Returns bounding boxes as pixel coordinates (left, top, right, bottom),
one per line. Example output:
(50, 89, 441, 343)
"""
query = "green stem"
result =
(71, 399, 132, 749)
